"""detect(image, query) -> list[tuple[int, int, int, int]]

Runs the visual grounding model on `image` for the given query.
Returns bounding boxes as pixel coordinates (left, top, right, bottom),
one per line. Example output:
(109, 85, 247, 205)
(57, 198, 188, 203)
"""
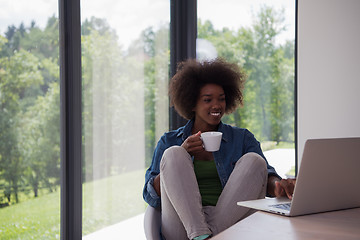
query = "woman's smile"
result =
(209, 110, 222, 120)
(210, 111, 221, 117)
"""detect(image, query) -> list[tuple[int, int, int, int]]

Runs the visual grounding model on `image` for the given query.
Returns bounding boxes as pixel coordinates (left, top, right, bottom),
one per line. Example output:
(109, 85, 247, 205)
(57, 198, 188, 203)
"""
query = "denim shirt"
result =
(143, 119, 280, 208)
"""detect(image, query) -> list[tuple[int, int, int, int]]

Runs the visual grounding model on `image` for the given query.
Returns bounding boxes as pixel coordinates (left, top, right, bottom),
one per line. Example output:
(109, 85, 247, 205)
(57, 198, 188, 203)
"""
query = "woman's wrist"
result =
(154, 174, 161, 196)
(267, 175, 280, 197)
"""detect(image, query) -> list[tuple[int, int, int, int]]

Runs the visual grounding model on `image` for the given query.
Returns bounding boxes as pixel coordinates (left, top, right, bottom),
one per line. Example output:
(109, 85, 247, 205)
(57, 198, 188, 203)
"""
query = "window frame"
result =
(169, 0, 197, 130)
(59, 0, 82, 239)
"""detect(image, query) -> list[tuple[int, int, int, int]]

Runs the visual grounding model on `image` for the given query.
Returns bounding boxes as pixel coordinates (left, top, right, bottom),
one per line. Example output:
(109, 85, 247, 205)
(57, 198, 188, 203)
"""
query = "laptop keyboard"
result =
(270, 203, 291, 211)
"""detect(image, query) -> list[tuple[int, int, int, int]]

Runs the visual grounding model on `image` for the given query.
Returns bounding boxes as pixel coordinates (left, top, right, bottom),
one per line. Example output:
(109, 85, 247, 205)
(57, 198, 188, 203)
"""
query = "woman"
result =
(143, 58, 295, 240)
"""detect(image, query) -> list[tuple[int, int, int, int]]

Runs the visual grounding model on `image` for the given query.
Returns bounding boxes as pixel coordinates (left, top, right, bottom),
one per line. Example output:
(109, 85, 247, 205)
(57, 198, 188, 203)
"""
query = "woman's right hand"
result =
(181, 131, 205, 156)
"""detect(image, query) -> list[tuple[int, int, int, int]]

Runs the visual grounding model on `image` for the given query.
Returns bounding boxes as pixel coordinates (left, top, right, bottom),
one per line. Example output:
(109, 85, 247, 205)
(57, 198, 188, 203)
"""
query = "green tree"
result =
(246, 6, 287, 140)
(1, 18, 60, 201)
(4, 25, 20, 56)
(0, 48, 43, 203)
(19, 16, 59, 60)
(270, 41, 294, 142)
(142, 25, 170, 166)
(19, 81, 60, 197)
(18, 16, 59, 102)
(81, 17, 125, 180)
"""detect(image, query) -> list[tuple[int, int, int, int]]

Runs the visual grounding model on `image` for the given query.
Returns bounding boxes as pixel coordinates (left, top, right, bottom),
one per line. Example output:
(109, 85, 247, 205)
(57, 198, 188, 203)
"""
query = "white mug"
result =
(200, 131, 223, 152)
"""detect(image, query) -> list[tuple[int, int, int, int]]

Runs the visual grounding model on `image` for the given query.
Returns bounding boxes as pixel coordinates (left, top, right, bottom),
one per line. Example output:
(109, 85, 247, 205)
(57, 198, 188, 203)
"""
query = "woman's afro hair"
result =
(169, 58, 246, 120)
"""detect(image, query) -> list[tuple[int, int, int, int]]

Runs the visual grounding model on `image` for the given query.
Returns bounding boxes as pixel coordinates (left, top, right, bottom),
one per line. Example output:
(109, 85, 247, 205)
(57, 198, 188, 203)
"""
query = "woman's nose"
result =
(211, 102, 221, 109)
(215, 98, 224, 106)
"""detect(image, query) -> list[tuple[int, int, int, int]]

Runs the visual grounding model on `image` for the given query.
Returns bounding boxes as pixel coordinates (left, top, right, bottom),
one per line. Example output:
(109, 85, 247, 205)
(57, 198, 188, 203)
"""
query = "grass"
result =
(261, 141, 295, 151)
(0, 188, 60, 239)
(0, 169, 146, 239)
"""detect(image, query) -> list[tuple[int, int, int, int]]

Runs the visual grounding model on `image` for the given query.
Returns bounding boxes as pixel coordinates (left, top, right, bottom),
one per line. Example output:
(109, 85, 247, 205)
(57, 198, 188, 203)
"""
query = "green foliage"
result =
(0, 48, 44, 203)
(19, 82, 60, 197)
(199, 6, 294, 143)
(142, 24, 170, 167)
(0, 19, 59, 203)
(144, 58, 156, 166)
(81, 17, 128, 181)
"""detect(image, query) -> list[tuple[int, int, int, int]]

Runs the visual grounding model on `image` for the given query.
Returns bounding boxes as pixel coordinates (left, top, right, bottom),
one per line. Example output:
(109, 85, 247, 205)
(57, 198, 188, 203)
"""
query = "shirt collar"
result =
(176, 119, 194, 141)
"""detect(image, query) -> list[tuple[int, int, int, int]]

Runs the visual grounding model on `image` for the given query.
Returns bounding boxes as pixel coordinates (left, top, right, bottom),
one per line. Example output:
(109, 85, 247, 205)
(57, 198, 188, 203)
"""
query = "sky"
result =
(198, 0, 295, 44)
(0, 0, 295, 48)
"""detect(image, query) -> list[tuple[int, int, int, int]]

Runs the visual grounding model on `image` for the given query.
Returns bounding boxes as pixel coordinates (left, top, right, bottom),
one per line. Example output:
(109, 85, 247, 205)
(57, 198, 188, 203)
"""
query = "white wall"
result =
(297, 0, 360, 164)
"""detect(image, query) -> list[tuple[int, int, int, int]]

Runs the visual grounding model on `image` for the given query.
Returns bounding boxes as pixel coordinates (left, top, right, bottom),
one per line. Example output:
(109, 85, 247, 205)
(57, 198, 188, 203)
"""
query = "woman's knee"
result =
(235, 152, 268, 197)
(235, 152, 267, 172)
(160, 146, 191, 171)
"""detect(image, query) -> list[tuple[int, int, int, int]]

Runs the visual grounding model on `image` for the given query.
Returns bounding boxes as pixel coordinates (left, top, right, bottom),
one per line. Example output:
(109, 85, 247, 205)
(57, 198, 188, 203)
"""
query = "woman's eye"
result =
(204, 99, 211, 103)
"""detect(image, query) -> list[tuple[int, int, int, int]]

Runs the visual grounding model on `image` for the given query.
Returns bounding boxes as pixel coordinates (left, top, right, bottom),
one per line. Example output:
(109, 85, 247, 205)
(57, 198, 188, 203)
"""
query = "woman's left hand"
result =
(274, 178, 296, 199)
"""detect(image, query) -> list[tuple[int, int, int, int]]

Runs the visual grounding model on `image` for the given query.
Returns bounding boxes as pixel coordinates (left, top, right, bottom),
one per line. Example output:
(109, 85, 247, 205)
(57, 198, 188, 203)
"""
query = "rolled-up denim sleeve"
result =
(147, 177, 160, 200)
(143, 166, 161, 208)
(143, 135, 167, 209)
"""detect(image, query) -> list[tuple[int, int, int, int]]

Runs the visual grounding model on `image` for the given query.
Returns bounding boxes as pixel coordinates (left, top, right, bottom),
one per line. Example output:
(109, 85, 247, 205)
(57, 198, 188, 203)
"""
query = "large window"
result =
(197, 0, 296, 178)
(0, 0, 295, 239)
(0, 0, 60, 238)
(80, 0, 170, 238)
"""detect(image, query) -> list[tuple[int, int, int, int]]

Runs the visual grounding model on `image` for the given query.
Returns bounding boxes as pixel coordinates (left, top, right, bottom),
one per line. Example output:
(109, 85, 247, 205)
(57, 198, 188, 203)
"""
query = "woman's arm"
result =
(143, 136, 168, 208)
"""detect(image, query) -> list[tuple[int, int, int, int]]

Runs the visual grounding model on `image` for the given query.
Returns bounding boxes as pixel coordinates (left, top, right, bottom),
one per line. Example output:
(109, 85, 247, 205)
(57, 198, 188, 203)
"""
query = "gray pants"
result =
(160, 146, 268, 240)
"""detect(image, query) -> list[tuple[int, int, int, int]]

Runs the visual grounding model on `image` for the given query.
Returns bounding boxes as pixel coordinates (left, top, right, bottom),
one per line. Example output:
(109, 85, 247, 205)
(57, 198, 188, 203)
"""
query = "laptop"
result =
(237, 137, 360, 216)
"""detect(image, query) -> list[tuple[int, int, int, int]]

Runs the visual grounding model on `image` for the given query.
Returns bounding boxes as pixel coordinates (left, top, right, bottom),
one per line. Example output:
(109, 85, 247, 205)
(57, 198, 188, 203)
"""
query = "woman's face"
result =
(193, 84, 226, 131)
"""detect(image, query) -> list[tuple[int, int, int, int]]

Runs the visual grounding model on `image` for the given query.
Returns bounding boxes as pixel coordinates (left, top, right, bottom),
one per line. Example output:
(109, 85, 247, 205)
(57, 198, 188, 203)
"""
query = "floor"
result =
(83, 213, 146, 240)
(83, 148, 295, 240)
